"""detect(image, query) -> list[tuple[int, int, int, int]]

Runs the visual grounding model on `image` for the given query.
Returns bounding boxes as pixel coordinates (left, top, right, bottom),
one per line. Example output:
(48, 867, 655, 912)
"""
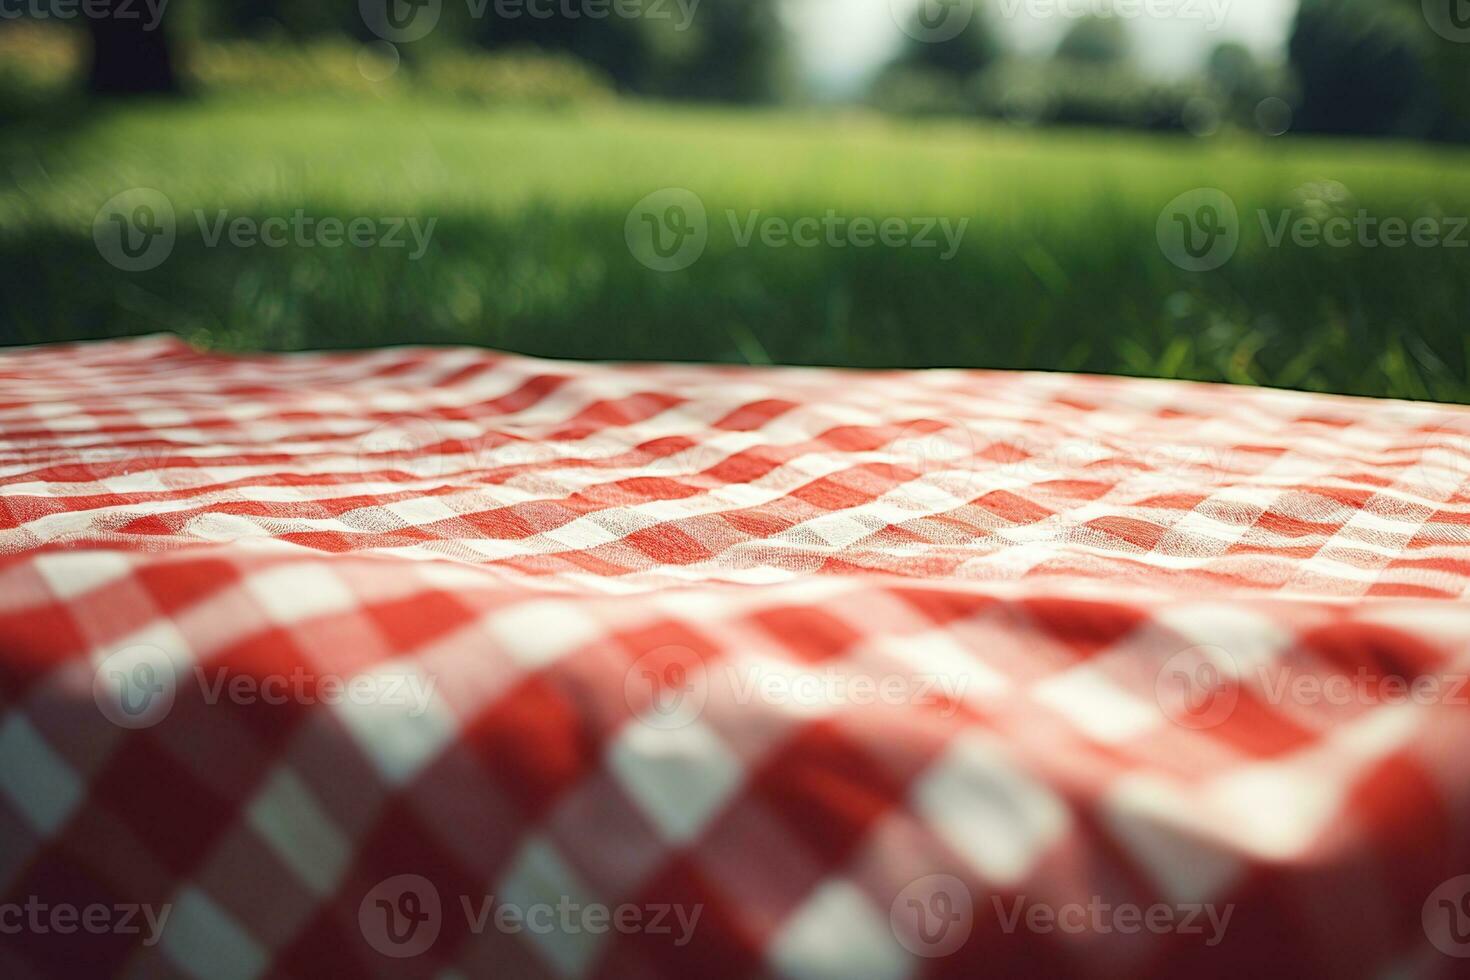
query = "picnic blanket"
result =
(2, 334, 1470, 979)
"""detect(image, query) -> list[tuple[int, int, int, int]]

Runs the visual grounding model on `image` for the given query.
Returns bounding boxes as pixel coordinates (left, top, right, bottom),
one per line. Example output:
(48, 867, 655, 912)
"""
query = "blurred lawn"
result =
(2, 95, 1468, 401)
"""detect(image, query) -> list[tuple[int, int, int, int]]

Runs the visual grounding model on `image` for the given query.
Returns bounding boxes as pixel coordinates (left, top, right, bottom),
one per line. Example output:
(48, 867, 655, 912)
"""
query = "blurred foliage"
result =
(1206, 42, 1294, 131)
(0, 23, 614, 107)
(417, 50, 613, 107)
(1289, 0, 1470, 142)
(891, 5, 1002, 78)
(975, 59, 1217, 131)
(0, 22, 76, 97)
(868, 7, 1293, 135)
(1289, 0, 1432, 137)
(1054, 14, 1131, 66)
(191, 38, 403, 97)
(2, 97, 1467, 402)
(864, 0, 1469, 144)
(190, 0, 785, 103)
(870, 52, 1257, 136)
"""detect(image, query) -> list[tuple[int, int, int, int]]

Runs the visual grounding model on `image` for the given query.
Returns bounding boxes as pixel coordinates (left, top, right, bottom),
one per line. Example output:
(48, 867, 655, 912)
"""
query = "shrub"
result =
(0, 22, 82, 97)
(0, 24, 613, 108)
(417, 49, 613, 108)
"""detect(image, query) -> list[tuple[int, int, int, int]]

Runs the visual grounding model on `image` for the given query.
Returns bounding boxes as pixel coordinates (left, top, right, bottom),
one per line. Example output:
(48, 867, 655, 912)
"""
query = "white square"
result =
(244, 564, 358, 626)
(482, 601, 605, 670)
(333, 662, 456, 786)
(538, 517, 623, 552)
(0, 714, 82, 836)
(381, 496, 462, 528)
(607, 719, 742, 845)
(795, 514, 876, 550)
(160, 887, 269, 980)
(769, 879, 910, 980)
(912, 732, 1068, 887)
(33, 551, 134, 601)
(1102, 775, 1242, 906)
(245, 768, 351, 896)
(495, 837, 603, 977)
(1031, 666, 1161, 745)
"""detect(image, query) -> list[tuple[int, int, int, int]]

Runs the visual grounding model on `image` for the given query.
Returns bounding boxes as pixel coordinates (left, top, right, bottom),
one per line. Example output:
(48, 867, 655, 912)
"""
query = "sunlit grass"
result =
(2, 96, 1469, 401)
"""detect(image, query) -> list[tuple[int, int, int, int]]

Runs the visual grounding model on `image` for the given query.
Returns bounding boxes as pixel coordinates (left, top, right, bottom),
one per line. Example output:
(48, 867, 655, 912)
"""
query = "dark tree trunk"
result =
(87, 2, 179, 96)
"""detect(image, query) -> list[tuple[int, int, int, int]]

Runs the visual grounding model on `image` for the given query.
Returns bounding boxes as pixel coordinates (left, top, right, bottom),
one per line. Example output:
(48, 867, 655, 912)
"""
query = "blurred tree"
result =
(891, 4, 1002, 78)
(867, 4, 1000, 116)
(1054, 15, 1129, 66)
(1288, 0, 1431, 137)
(659, 0, 786, 102)
(1206, 41, 1258, 99)
(461, 1, 650, 88)
(1206, 40, 1292, 128)
(87, 0, 179, 94)
(1391, 0, 1470, 140)
(462, 0, 785, 102)
(195, 0, 367, 38)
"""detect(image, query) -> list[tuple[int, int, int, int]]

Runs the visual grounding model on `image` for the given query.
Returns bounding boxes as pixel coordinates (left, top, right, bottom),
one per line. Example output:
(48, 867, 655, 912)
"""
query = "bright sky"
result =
(782, 0, 1300, 94)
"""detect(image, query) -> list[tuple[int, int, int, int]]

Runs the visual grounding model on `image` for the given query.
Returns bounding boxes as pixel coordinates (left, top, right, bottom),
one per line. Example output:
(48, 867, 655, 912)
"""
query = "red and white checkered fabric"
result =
(3, 335, 1470, 979)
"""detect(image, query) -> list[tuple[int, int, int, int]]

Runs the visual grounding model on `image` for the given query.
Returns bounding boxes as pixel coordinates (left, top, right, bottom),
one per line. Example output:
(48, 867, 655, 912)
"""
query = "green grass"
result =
(2, 95, 1469, 401)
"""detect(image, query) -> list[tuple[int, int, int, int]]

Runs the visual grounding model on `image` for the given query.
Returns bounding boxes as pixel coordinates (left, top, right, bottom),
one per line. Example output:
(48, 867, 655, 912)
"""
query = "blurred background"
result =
(1, 0, 1468, 401)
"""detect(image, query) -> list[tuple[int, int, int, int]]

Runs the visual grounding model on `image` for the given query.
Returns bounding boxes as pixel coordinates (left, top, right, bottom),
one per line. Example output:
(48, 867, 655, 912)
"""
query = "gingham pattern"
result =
(2, 335, 1470, 979)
